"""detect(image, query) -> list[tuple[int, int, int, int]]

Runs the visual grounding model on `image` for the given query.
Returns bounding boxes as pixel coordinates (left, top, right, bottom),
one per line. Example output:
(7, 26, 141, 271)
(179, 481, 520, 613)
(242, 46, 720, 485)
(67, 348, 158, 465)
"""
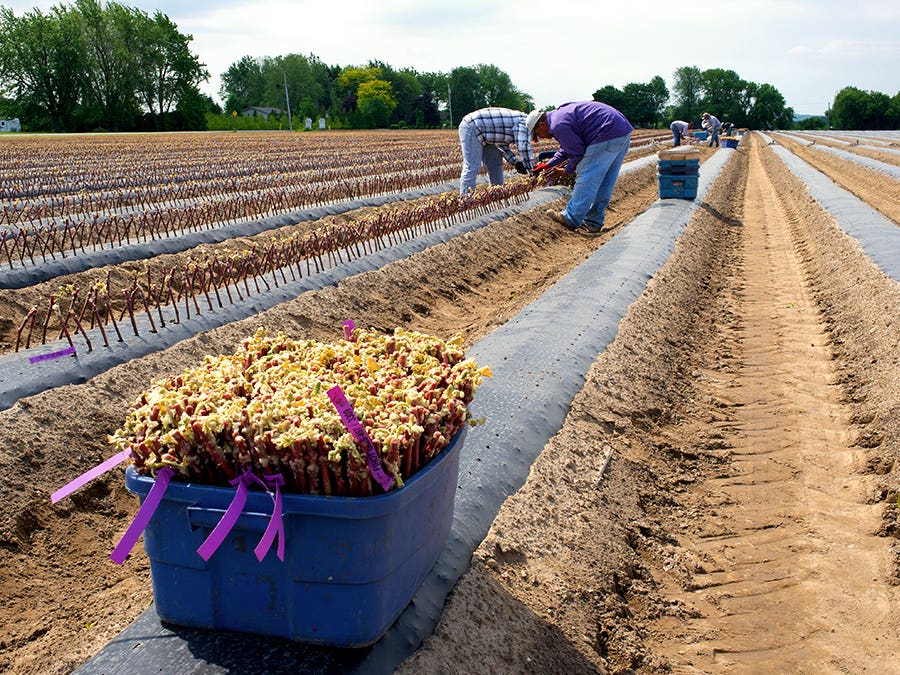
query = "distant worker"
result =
(701, 112, 722, 148)
(457, 107, 534, 195)
(528, 100, 633, 234)
(670, 120, 693, 147)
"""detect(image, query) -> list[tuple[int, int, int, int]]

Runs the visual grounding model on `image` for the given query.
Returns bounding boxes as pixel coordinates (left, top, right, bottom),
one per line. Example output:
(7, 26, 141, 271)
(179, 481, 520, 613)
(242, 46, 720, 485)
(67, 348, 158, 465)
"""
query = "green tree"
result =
(699, 68, 747, 126)
(592, 85, 628, 112)
(335, 64, 382, 113)
(413, 71, 445, 127)
(388, 69, 423, 126)
(276, 53, 333, 119)
(746, 83, 793, 130)
(220, 55, 266, 114)
(172, 85, 212, 130)
(593, 77, 668, 128)
(448, 64, 532, 123)
(671, 66, 703, 123)
(829, 86, 900, 130)
(646, 75, 669, 127)
(795, 116, 828, 130)
(887, 92, 900, 129)
(864, 91, 891, 129)
(831, 86, 870, 129)
(0, 5, 85, 131)
(134, 11, 208, 128)
(626, 81, 665, 127)
(448, 66, 483, 121)
(367, 61, 422, 126)
(356, 79, 396, 128)
(75, 0, 143, 130)
(475, 63, 533, 110)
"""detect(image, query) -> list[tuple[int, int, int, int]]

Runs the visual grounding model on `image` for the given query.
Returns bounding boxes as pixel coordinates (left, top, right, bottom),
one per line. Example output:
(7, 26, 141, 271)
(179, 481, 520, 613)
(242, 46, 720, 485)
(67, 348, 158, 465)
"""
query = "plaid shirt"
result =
(459, 107, 534, 170)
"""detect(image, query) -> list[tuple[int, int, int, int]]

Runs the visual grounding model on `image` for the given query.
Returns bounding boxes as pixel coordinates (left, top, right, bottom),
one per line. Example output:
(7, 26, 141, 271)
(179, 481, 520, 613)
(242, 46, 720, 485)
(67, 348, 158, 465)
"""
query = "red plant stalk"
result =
(14, 306, 38, 352)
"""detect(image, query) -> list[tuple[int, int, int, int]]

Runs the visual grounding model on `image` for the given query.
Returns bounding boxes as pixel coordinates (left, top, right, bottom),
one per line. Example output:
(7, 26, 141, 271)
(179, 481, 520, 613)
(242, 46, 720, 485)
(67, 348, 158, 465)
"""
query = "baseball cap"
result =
(525, 110, 542, 139)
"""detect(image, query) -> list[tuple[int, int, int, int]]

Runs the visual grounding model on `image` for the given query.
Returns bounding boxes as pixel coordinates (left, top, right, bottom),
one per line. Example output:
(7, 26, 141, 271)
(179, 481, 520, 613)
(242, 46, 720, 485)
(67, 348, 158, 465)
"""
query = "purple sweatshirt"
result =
(545, 101, 633, 174)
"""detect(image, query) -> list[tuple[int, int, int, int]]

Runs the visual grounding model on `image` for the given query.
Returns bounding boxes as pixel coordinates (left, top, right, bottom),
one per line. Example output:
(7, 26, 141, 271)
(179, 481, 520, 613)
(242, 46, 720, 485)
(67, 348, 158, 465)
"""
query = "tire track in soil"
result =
(651, 136, 898, 671)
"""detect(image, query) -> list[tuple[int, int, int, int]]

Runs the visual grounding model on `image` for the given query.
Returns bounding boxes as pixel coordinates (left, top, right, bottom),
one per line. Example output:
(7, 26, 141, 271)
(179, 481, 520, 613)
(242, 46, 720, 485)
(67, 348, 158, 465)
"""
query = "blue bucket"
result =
(125, 427, 466, 647)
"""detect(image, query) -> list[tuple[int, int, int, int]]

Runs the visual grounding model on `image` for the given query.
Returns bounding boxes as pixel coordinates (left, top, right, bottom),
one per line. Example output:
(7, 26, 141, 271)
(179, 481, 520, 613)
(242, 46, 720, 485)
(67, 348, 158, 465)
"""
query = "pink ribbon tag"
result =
(30, 345, 76, 363)
(342, 319, 355, 341)
(327, 385, 394, 492)
(109, 466, 173, 565)
(51, 450, 130, 504)
(254, 474, 285, 562)
(196, 471, 252, 562)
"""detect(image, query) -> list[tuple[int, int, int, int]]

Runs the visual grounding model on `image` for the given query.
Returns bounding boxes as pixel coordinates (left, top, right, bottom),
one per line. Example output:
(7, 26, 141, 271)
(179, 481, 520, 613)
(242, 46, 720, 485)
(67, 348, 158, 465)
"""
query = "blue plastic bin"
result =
(722, 138, 739, 149)
(658, 159, 699, 176)
(658, 174, 698, 200)
(125, 426, 466, 647)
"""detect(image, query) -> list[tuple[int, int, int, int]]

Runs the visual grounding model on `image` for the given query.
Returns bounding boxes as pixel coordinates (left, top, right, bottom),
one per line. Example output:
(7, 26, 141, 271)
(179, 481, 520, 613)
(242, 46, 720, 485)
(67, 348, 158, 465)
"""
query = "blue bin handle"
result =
(187, 505, 272, 533)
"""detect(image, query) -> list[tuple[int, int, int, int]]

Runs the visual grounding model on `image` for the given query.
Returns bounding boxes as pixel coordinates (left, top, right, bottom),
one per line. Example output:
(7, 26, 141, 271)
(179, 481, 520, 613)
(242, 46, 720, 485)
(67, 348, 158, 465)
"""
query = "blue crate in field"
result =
(658, 174, 698, 199)
(125, 427, 466, 648)
(658, 158, 699, 176)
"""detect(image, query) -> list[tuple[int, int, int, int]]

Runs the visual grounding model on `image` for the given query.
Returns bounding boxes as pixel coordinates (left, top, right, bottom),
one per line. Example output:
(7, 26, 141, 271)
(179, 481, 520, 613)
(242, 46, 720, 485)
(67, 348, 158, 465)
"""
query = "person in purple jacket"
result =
(527, 101, 633, 234)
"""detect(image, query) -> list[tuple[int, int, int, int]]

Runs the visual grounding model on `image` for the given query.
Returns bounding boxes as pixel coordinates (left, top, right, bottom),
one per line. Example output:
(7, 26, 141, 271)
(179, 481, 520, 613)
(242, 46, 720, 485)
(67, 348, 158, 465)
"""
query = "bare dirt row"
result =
(773, 133, 900, 221)
(403, 133, 899, 673)
(785, 131, 900, 167)
(1, 134, 897, 673)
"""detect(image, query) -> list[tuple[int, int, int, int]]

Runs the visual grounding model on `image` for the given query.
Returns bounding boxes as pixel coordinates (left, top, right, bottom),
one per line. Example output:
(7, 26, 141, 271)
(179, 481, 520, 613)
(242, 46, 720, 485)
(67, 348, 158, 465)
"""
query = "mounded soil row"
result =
(403, 133, 899, 673)
(773, 133, 900, 222)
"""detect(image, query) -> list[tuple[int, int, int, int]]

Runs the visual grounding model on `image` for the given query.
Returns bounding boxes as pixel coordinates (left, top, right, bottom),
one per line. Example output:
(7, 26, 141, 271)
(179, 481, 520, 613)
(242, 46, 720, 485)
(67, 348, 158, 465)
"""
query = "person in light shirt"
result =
(670, 119, 693, 146)
(702, 112, 722, 147)
(457, 107, 534, 195)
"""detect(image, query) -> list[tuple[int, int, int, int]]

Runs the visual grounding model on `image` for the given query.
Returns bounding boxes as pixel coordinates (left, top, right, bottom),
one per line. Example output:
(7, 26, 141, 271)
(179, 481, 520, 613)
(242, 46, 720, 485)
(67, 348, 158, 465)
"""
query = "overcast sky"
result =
(4, 0, 899, 115)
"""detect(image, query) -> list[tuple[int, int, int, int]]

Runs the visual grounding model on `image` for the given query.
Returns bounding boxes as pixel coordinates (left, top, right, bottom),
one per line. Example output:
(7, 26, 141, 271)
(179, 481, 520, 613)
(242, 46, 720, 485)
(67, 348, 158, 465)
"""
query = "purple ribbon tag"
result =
(196, 471, 252, 562)
(51, 450, 130, 504)
(254, 474, 285, 562)
(109, 466, 173, 565)
(29, 345, 76, 364)
(327, 385, 394, 492)
(342, 319, 355, 341)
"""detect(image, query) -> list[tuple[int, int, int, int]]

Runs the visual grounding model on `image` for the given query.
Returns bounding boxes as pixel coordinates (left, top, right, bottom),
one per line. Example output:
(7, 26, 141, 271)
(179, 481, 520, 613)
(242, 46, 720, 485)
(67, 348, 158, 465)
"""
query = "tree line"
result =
(1, 2, 897, 133)
(823, 87, 900, 130)
(598, 66, 797, 131)
(215, 55, 533, 130)
(0, 0, 209, 132)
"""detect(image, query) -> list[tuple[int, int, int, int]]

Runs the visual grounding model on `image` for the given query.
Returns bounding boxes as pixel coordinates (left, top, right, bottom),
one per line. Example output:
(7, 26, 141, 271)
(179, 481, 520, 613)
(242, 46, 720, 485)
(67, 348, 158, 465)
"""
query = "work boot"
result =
(546, 209, 576, 231)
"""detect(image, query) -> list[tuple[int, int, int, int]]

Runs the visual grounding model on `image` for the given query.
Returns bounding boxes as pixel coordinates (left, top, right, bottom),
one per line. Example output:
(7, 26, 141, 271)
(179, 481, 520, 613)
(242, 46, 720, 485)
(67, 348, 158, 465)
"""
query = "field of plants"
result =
(0, 128, 897, 674)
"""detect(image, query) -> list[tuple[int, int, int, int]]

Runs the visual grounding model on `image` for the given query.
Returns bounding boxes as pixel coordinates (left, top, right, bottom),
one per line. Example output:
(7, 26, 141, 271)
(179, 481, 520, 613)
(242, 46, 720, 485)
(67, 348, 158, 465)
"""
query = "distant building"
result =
(240, 107, 285, 120)
(0, 118, 21, 132)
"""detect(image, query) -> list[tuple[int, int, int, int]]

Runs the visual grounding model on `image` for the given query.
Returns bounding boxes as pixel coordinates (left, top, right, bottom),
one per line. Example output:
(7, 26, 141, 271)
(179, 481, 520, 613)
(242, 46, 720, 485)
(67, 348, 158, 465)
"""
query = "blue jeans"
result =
(459, 122, 505, 195)
(708, 128, 720, 147)
(672, 130, 682, 146)
(561, 134, 631, 230)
